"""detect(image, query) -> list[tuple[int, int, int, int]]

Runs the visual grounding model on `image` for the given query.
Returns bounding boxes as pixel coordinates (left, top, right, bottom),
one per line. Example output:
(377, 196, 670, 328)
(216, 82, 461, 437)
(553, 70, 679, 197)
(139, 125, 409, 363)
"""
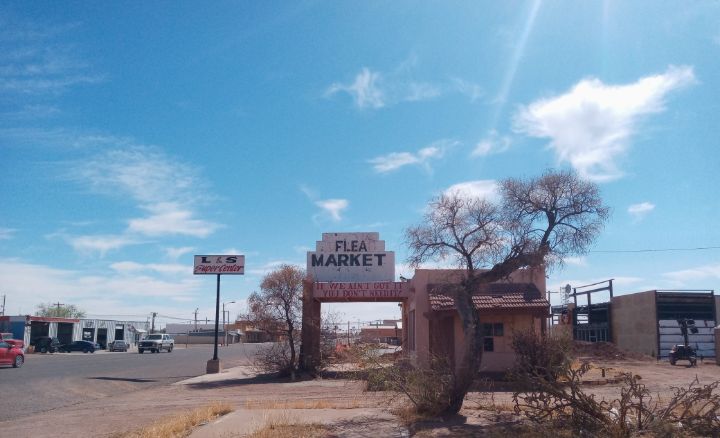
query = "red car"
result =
(0, 340, 24, 368)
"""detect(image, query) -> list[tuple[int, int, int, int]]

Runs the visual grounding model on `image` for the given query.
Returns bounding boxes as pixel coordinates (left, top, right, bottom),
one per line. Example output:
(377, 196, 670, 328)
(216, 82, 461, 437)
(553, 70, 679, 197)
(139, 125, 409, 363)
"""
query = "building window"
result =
(483, 322, 503, 352)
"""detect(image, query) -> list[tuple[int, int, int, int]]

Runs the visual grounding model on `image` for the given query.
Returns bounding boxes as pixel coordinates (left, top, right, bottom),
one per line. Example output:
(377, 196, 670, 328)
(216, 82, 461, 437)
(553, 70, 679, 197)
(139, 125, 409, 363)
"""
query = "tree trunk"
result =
(444, 277, 484, 415)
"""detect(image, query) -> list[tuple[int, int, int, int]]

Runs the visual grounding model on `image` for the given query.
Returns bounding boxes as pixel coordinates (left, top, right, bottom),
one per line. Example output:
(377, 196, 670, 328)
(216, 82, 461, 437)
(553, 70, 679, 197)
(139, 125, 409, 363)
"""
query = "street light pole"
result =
(222, 300, 235, 346)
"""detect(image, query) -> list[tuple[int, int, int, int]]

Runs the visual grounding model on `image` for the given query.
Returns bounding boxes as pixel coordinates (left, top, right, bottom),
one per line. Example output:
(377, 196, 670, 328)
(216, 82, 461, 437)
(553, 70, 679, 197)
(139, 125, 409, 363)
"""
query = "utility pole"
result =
(1, 294, 5, 316)
(194, 308, 199, 331)
(150, 312, 157, 334)
(53, 302, 65, 317)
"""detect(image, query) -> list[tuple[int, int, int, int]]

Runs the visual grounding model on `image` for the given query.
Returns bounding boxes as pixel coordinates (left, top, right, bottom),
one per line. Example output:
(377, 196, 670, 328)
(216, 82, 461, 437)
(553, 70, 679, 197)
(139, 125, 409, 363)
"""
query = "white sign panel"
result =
(307, 232, 395, 282)
(193, 255, 245, 275)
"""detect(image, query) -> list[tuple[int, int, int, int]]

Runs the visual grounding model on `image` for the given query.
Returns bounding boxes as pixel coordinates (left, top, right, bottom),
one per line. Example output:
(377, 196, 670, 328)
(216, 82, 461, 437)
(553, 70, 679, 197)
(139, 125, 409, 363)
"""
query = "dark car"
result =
(108, 340, 129, 352)
(34, 336, 62, 353)
(61, 340, 101, 353)
(669, 344, 697, 366)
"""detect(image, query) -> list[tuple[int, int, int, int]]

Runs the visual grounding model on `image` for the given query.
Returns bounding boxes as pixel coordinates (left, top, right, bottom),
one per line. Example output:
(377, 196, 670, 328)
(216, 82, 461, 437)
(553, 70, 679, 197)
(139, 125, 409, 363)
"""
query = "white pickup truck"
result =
(138, 334, 174, 353)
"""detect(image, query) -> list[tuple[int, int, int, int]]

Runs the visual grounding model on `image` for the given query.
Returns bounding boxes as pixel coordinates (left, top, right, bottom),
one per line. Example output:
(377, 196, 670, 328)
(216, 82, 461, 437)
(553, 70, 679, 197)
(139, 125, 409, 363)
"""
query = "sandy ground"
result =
(1, 357, 718, 437)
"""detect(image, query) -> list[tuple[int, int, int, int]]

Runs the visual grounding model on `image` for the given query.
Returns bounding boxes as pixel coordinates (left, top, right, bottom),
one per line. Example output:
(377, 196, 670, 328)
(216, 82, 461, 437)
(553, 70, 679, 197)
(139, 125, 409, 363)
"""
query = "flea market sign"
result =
(307, 232, 395, 282)
(193, 255, 245, 275)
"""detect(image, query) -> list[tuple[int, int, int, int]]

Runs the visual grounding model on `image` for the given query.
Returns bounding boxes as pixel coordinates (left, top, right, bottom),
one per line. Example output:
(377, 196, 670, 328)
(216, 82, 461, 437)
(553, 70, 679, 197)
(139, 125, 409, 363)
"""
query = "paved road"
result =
(0, 343, 267, 421)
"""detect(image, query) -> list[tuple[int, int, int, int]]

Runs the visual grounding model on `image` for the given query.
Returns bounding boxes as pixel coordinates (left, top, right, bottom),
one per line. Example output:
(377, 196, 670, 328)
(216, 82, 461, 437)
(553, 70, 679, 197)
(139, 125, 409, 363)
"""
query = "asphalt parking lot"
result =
(0, 343, 266, 422)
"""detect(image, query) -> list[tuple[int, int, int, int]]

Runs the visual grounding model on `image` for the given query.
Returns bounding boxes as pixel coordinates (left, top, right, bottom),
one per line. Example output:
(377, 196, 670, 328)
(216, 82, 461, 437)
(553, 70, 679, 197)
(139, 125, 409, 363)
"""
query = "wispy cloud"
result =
(325, 67, 385, 109)
(663, 263, 720, 284)
(72, 145, 221, 240)
(471, 130, 511, 157)
(315, 199, 349, 221)
(67, 234, 141, 257)
(0, 227, 17, 240)
(164, 246, 195, 260)
(514, 65, 696, 182)
(0, 19, 102, 98)
(443, 180, 499, 201)
(128, 203, 219, 238)
(627, 202, 655, 222)
(369, 140, 456, 173)
(326, 61, 482, 110)
(110, 261, 189, 275)
(0, 258, 203, 315)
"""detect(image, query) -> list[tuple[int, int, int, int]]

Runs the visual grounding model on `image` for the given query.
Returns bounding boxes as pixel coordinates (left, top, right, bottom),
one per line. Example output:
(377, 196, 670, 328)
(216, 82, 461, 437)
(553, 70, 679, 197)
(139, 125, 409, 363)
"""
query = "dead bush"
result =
(510, 338, 720, 437)
(364, 355, 456, 418)
(510, 328, 573, 383)
(253, 338, 299, 378)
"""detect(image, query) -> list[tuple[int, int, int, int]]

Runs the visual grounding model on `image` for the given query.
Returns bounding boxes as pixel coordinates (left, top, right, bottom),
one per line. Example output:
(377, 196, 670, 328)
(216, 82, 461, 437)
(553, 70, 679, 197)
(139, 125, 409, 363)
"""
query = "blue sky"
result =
(1, 1, 719, 326)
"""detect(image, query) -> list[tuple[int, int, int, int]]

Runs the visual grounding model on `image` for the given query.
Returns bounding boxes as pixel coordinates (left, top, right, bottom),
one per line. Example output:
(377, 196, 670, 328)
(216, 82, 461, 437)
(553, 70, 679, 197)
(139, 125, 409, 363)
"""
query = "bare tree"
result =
(405, 169, 610, 414)
(247, 264, 304, 376)
(35, 303, 86, 318)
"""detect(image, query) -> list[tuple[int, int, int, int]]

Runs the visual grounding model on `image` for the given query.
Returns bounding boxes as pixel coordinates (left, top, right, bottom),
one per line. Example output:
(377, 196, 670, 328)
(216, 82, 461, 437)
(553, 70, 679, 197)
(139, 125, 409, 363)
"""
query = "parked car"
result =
(61, 340, 101, 353)
(0, 332, 24, 350)
(108, 340, 130, 352)
(0, 341, 24, 368)
(34, 336, 62, 353)
(138, 334, 174, 353)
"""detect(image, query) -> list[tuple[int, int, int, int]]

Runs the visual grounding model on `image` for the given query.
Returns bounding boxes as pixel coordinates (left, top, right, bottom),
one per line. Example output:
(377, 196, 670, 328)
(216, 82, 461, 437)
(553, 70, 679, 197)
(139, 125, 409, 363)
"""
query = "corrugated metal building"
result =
(0, 315, 150, 349)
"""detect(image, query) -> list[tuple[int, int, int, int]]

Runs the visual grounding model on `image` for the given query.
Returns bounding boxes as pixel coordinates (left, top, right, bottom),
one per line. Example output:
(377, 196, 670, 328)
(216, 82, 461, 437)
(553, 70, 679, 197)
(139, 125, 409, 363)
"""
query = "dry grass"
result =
(244, 398, 363, 409)
(119, 402, 233, 438)
(246, 411, 328, 438)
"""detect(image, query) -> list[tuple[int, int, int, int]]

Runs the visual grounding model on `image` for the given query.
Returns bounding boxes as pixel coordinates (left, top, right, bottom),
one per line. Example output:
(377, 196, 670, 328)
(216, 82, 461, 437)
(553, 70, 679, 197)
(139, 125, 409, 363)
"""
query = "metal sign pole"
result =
(213, 274, 220, 361)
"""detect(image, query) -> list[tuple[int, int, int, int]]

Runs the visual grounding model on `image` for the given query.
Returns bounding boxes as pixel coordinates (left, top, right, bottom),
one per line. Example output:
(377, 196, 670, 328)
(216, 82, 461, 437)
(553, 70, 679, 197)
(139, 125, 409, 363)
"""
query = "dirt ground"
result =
(2, 353, 718, 437)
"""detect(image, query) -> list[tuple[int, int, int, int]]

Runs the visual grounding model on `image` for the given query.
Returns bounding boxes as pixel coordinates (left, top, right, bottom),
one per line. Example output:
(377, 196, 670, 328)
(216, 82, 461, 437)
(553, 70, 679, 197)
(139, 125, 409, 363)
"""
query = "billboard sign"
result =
(307, 232, 394, 282)
(313, 281, 409, 301)
(193, 255, 245, 275)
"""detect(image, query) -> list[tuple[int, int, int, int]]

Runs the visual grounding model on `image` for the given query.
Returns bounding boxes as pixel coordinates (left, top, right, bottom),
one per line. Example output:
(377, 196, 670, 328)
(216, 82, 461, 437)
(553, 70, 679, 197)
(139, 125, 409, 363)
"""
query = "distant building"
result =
(0, 315, 149, 349)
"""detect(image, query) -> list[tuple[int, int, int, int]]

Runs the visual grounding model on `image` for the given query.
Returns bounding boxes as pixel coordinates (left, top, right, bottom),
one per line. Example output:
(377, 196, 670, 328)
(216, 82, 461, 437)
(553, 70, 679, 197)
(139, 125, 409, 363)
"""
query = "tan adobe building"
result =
(402, 267, 549, 373)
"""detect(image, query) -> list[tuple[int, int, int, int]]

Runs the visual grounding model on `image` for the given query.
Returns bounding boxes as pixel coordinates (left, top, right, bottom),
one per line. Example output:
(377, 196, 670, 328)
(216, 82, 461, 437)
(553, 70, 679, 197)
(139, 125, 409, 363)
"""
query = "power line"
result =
(590, 245, 720, 254)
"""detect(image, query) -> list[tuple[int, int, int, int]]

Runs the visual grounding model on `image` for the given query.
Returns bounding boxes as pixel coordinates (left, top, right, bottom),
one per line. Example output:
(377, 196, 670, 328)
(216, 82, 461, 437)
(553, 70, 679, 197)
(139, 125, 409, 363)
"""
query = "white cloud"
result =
(627, 202, 655, 221)
(563, 256, 588, 267)
(128, 203, 219, 238)
(72, 146, 220, 239)
(315, 199, 349, 221)
(110, 261, 189, 275)
(326, 63, 481, 109)
(471, 130, 511, 157)
(325, 67, 385, 109)
(0, 259, 202, 315)
(246, 260, 305, 277)
(68, 234, 140, 256)
(164, 246, 195, 260)
(443, 180, 499, 201)
(451, 78, 483, 102)
(369, 140, 456, 173)
(514, 65, 696, 181)
(663, 264, 720, 283)
(0, 227, 17, 240)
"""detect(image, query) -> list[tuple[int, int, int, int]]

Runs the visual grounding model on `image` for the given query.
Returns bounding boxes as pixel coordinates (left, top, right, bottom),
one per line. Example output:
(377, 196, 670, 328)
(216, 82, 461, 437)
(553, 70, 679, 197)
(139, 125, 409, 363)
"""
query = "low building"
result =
(611, 290, 718, 359)
(403, 267, 549, 373)
(0, 315, 148, 350)
(360, 320, 402, 345)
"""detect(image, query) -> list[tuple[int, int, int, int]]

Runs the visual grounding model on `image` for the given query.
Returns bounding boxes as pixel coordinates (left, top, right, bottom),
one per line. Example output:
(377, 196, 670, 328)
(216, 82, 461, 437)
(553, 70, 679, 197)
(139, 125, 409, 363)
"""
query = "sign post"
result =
(193, 255, 244, 374)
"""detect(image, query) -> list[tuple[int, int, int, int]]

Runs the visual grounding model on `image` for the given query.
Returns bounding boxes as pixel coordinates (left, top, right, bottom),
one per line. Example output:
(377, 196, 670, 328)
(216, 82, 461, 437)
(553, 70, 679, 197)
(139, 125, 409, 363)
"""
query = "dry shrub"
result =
(247, 412, 327, 438)
(365, 355, 456, 418)
(510, 328, 573, 382)
(252, 338, 299, 378)
(510, 331, 720, 437)
(244, 398, 362, 410)
(119, 402, 233, 438)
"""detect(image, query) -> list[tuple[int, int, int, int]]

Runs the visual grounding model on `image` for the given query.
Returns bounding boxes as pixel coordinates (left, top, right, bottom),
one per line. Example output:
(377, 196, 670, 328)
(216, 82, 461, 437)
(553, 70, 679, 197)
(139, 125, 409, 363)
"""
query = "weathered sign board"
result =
(313, 281, 409, 302)
(307, 232, 394, 282)
(193, 255, 245, 275)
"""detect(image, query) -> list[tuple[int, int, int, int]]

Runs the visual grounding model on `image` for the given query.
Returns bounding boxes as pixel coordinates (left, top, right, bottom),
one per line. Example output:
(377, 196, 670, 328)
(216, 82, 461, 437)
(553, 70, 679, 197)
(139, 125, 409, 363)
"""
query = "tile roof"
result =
(428, 282, 549, 312)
